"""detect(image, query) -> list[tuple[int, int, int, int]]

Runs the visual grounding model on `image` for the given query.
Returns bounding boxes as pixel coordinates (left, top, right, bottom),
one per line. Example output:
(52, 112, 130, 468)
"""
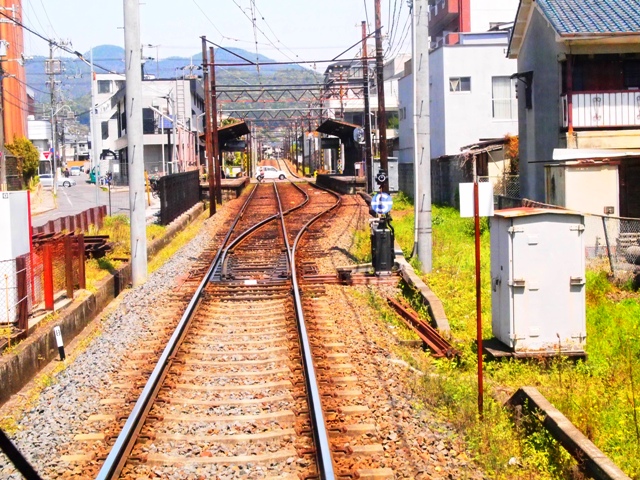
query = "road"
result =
(33, 172, 159, 227)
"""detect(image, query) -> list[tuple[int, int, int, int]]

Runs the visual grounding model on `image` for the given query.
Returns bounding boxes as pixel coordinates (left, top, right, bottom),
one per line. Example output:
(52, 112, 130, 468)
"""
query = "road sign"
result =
(371, 192, 393, 215)
(43, 151, 51, 160)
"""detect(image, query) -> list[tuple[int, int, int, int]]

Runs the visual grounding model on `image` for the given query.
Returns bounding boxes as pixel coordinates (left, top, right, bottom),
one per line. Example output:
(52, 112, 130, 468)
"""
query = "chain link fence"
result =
(479, 175, 520, 199)
(497, 196, 640, 278)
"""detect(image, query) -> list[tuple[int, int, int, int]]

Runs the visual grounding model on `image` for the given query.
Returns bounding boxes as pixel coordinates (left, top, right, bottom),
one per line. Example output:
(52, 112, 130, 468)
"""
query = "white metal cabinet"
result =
(490, 208, 586, 353)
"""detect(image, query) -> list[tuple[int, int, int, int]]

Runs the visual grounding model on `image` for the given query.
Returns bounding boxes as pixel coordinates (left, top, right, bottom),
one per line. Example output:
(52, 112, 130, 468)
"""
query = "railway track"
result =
(89, 180, 338, 479)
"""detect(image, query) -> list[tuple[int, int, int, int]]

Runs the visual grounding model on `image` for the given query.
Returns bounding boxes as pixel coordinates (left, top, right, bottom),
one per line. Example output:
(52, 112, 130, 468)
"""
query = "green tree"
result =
(5, 137, 40, 187)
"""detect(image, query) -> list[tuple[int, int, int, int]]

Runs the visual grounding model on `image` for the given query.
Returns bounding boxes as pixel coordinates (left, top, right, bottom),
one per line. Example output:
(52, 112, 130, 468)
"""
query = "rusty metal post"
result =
(474, 179, 483, 417)
(16, 256, 28, 332)
(362, 21, 373, 192)
(77, 234, 86, 289)
(375, 0, 389, 192)
(43, 244, 54, 310)
(64, 235, 73, 300)
(210, 46, 223, 205)
(202, 37, 216, 216)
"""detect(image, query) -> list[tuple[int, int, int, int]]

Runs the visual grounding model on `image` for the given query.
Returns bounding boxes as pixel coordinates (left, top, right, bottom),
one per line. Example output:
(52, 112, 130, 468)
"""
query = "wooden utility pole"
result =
(375, 0, 389, 193)
(362, 21, 373, 192)
(201, 36, 215, 216)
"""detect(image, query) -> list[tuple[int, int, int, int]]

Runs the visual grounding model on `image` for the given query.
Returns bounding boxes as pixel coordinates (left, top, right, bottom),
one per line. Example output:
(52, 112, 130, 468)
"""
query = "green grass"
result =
(356, 198, 640, 478)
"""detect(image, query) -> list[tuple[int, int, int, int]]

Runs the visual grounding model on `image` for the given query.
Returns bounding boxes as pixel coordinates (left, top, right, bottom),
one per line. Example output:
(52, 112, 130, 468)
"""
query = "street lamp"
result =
(145, 44, 160, 77)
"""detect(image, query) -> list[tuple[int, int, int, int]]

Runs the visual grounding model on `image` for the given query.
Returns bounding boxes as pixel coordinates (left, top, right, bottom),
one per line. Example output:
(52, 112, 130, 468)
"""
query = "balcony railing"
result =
(562, 91, 640, 128)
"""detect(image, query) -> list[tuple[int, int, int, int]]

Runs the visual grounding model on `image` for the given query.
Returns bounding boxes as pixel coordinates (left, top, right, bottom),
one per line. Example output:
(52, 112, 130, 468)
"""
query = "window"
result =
(449, 77, 471, 92)
(492, 76, 517, 119)
(101, 121, 109, 140)
(98, 80, 111, 94)
(624, 60, 640, 89)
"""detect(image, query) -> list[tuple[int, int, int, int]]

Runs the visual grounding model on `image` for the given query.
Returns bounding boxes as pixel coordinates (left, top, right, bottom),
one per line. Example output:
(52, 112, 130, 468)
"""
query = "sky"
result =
(21, 0, 412, 67)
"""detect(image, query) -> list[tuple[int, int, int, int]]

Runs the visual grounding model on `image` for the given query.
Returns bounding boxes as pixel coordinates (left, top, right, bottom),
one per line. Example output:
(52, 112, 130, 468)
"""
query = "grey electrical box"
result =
(490, 208, 586, 354)
(373, 157, 398, 192)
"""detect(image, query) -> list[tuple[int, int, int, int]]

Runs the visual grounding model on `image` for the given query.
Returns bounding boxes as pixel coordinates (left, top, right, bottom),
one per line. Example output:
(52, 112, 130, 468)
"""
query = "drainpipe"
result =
(567, 54, 574, 146)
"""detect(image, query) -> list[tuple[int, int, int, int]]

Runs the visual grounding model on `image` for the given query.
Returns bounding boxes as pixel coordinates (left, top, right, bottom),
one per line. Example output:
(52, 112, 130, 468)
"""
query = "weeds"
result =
(357, 200, 640, 477)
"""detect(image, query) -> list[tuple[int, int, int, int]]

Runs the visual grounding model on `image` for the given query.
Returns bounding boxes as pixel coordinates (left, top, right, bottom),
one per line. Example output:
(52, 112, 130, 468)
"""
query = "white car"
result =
(257, 166, 287, 180)
(39, 174, 76, 188)
(69, 166, 82, 176)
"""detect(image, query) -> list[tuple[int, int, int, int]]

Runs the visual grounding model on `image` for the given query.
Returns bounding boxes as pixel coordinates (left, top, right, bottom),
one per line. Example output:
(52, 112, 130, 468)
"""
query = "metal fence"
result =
(479, 175, 520, 199)
(1, 235, 85, 345)
(496, 196, 640, 277)
(158, 171, 201, 225)
(33, 206, 107, 236)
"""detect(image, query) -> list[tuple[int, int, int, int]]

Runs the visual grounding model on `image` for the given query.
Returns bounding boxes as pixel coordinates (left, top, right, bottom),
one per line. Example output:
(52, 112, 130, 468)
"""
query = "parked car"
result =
(69, 166, 81, 176)
(256, 165, 287, 181)
(39, 173, 76, 188)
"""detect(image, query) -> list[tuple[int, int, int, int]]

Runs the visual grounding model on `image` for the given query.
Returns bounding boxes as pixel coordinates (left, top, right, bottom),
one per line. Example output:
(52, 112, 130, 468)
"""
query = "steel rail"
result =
(96, 184, 262, 480)
(276, 181, 342, 479)
(219, 180, 309, 278)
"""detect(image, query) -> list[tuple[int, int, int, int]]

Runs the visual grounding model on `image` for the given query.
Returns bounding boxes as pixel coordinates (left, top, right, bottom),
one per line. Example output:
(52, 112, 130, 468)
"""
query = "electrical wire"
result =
(386, 8, 411, 58)
(0, 10, 120, 75)
(249, 0, 261, 81)
(38, 0, 60, 39)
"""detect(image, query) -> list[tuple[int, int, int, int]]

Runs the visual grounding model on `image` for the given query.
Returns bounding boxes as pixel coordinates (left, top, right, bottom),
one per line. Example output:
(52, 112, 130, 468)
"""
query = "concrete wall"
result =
(517, 9, 564, 202)
(431, 156, 470, 208)
(398, 163, 415, 200)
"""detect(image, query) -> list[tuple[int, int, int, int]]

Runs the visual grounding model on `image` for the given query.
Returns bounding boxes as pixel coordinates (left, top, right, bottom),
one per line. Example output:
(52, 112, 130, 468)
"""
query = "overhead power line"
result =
(0, 10, 121, 75)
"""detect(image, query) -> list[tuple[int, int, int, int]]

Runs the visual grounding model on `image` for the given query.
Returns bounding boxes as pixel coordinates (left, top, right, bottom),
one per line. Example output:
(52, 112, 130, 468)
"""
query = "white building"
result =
(93, 73, 205, 183)
(397, 1, 518, 201)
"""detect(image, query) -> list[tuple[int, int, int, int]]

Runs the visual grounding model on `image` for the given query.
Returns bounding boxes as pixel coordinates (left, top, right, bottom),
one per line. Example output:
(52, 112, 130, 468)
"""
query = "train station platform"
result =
(315, 174, 367, 194)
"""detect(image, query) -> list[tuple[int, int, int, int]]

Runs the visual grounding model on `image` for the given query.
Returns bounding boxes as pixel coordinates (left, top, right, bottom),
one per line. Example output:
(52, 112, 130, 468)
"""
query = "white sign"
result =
(112, 164, 120, 173)
(459, 182, 494, 218)
(53, 326, 64, 348)
(371, 192, 393, 215)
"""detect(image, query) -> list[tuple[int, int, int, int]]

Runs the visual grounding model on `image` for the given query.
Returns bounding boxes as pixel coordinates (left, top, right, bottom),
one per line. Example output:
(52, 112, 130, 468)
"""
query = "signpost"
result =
(460, 180, 494, 417)
(371, 192, 393, 215)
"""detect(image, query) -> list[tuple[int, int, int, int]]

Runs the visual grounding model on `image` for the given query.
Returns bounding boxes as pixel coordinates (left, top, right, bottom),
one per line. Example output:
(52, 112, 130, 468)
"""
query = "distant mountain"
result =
(26, 44, 320, 125)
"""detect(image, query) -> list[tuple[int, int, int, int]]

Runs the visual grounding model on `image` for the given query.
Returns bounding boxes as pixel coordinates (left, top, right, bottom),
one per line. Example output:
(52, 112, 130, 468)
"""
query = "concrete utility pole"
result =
(374, 0, 389, 193)
(412, 0, 432, 272)
(48, 42, 58, 196)
(362, 21, 373, 192)
(123, 0, 147, 286)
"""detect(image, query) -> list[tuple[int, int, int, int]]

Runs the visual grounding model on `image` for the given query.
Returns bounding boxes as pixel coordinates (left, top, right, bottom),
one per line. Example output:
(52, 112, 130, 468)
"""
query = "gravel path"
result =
(0, 190, 485, 479)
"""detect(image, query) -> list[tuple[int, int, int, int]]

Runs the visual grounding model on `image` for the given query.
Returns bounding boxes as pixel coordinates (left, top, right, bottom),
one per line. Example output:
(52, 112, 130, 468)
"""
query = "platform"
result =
(200, 176, 250, 201)
(315, 174, 367, 194)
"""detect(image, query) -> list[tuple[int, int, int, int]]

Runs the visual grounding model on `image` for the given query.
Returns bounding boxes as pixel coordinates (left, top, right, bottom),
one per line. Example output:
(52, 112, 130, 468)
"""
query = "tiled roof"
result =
(537, 0, 640, 35)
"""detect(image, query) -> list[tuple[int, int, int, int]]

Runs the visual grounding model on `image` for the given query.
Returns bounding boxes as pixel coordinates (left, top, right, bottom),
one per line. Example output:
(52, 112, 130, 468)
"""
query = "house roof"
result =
(538, 0, 640, 35)
(508, 0, 640, 58)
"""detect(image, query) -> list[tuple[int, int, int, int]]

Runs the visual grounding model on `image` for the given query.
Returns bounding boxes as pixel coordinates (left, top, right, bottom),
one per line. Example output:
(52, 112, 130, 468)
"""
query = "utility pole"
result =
(123, 0, 147, 286)
(210, 46, 222, 205)
(375, 0, 389, 193)
(89, 47, 100, 205)
(412, 0, 432, 272)
(47, 42, 58, 196)
(201, 36, 215, 216)
(0, 59, 6, 191)
(362, 21, 373, 192)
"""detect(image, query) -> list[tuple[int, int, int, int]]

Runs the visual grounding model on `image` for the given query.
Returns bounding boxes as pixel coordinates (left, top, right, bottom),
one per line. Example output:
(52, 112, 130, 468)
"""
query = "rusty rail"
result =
(386, 297, 458, 359)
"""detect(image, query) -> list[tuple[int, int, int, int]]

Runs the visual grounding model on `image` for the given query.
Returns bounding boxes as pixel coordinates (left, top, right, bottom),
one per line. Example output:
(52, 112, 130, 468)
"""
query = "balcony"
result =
(428, 0, 459, 37)
(562, 91, 640, 129)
